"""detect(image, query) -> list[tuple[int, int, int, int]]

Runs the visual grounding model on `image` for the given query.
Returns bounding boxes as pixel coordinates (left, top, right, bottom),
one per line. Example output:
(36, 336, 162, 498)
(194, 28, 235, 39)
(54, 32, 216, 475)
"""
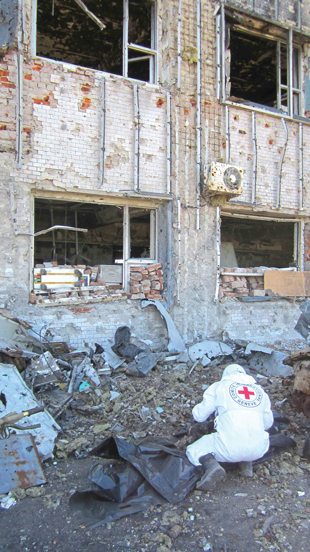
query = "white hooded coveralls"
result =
(186, 364, 274, 465)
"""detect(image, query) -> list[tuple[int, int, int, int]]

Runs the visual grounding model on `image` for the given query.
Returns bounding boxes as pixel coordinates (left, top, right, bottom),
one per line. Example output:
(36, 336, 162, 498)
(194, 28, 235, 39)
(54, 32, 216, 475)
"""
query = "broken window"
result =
(33, 198, 157, 288)
(220, 216, 299, 269)
(217, 9, 303, 116)
(35, 0, 157, 83)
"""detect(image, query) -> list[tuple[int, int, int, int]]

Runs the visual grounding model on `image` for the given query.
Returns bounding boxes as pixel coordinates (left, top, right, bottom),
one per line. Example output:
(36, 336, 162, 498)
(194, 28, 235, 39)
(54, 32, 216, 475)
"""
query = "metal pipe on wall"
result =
(300, 219, 305, 271)
(196, 0, 201, 231)
(214, 206, 221, 302)
(177, 197, 181, 304)
(288, 29, 293, 118)
(299, 122, 304, 210)
(277, 118, 288, 208)
(166, 91, 172, 194)
(298, 0, 302, 29)
(133, 84, 140, 192)
(251, 111, 257, 204)
(225, 105, 230, 162)
(220, 3, 226, 102)
(216, 13, 221, 100)
(177, 0, 182, 90)
(99, 77, 106, 188)
(15, 0, 24, 168)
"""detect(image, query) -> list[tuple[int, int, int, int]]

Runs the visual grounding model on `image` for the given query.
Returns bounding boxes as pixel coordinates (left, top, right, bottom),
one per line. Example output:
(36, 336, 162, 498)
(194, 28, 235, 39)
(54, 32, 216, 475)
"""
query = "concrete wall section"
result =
(22, 300, 169, 350)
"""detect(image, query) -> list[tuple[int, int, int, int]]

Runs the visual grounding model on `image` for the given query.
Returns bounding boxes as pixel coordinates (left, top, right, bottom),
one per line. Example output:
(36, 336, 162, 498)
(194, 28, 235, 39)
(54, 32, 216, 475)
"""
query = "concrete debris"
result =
(0, 493, 16, 510)
(0, 364, 60, 460)
(141, 299, 186, 353)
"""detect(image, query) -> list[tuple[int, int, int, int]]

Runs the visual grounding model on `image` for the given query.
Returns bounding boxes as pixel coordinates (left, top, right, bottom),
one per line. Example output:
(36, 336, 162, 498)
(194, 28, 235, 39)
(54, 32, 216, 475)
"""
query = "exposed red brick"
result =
(1, 82, 16, 89)
(0, 125, 7, 131)
(81, 83, 91, 93)
(156, 97, 165, 108)
(80, 97, 91, 110)
(69, 307, 93, 313)
(24, 74, 32, 80)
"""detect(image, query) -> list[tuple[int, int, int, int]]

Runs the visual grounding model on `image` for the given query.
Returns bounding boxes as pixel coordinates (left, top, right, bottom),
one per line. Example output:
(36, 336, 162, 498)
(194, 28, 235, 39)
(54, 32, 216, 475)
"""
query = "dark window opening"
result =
(230, 31, 278, 108)
(36, 0, 156, 83)
(221, 217, 295, 269)
(129, 208, 151, 258)
(34, 199, 124, 266)
(228, 28, 301, 114)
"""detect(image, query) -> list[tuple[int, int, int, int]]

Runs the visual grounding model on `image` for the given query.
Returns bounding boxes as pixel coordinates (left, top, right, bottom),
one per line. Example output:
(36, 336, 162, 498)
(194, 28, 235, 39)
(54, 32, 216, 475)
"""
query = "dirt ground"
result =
(1, 359, 310, 552)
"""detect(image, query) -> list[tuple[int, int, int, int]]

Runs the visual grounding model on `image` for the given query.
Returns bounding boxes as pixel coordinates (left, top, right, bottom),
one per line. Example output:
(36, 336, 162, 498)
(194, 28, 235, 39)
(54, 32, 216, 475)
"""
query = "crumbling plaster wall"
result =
(0, 0, 168, 305)
(167, 0, 309, 346)
(21, 300, 169, 351)
(0, 0, 309, 350)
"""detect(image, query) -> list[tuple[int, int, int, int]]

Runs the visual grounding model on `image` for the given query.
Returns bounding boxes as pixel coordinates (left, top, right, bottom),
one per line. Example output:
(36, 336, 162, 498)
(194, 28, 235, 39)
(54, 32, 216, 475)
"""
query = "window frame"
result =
(32, 0, 158, 85)
(217, 8, 303, 118)
(31, 196, 159, 295)
(219, 213, 304, 271)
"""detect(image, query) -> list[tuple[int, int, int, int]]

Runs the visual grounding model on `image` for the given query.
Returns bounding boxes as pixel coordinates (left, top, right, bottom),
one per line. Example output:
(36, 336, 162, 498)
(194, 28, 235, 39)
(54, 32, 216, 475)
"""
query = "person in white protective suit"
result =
(186, 364, 274, 491)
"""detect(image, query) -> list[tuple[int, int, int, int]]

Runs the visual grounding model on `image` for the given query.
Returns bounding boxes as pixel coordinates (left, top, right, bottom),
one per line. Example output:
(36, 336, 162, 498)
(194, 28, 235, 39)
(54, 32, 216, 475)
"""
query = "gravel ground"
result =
(1, 357, 310, 552)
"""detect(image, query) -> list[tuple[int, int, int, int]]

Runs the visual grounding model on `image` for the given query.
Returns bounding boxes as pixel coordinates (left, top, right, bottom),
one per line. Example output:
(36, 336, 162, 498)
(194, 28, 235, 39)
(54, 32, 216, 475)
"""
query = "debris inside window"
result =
(36, 0, 156, 83)
(32, 198, 159, 304)
(220, 216, 295, 268)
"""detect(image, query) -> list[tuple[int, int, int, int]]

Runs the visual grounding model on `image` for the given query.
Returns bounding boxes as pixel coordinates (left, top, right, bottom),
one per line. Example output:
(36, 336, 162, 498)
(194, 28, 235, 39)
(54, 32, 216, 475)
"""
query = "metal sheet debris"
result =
(188, 340, 233, 363)
(126, 351, 163, 377)
(247, 350, 293, 377)
(141, 299, 186, 353)
(0, 363, 60, 460)
(0, 434, 46, 494)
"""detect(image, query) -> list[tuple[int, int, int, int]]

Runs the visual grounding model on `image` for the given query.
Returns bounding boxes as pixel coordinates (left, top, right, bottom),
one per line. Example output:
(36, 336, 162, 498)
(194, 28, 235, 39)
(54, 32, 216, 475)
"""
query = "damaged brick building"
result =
(1, 0, 310, 348)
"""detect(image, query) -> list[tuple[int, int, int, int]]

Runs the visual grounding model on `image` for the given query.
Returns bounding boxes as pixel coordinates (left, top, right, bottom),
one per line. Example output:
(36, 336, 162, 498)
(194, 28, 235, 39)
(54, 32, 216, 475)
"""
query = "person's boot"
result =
(196, 454, 226, 491)
(239, 461, 253, 477)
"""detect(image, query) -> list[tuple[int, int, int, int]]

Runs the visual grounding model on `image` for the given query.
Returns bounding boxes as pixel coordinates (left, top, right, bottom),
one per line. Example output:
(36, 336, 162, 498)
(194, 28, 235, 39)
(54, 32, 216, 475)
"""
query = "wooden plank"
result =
(264, 270, 310, 296)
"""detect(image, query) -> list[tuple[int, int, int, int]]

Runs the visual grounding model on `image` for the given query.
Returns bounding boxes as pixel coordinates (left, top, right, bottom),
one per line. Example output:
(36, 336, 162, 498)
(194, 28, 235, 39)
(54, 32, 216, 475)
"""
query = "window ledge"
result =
(33, 56, 163, 92)
(223, 99, 310, 125)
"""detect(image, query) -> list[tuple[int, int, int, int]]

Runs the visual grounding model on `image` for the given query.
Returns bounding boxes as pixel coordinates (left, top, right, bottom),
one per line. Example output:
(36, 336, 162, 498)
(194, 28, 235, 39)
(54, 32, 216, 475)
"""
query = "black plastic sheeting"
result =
(69, 416, 296, 527)
(69, 436, 201, 527)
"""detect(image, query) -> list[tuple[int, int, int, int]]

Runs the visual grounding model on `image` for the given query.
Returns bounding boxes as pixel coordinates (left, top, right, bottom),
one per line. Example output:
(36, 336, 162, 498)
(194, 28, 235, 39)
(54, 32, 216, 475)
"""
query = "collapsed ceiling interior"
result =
(221, 216, 295, 268)
(34, 198, 151, 266)
(36, 0, 153, 81)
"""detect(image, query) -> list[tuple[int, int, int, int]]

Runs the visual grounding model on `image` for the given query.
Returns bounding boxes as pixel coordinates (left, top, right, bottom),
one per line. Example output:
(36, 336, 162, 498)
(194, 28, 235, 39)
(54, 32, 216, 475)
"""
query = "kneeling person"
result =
(186, 364, 273, 491)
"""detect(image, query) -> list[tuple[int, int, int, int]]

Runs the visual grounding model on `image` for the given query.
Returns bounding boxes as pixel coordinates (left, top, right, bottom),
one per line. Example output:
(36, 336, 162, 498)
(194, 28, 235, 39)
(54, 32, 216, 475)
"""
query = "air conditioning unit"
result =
(203, 162, 243, 198)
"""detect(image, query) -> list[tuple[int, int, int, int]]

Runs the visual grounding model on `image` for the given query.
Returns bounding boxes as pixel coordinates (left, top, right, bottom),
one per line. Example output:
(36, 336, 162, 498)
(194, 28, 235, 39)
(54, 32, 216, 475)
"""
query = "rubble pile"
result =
(129, 263, 164, 300)
(219, 268, 265, 299)
(1, 307, 310, 550)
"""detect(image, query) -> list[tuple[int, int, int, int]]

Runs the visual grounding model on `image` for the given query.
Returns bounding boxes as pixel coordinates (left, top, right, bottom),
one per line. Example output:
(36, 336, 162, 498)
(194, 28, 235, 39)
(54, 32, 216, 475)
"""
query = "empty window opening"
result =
(34, 199, 124, 267)
(228, 29, 301, 114)
(129, 208, 151, 258)
(220, 217, 295, 269)
(36, 0, 157, 83)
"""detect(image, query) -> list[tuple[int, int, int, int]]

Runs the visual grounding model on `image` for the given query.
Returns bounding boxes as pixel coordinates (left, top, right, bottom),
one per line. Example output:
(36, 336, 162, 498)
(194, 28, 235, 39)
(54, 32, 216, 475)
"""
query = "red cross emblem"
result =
(238, 386, 255, 400)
